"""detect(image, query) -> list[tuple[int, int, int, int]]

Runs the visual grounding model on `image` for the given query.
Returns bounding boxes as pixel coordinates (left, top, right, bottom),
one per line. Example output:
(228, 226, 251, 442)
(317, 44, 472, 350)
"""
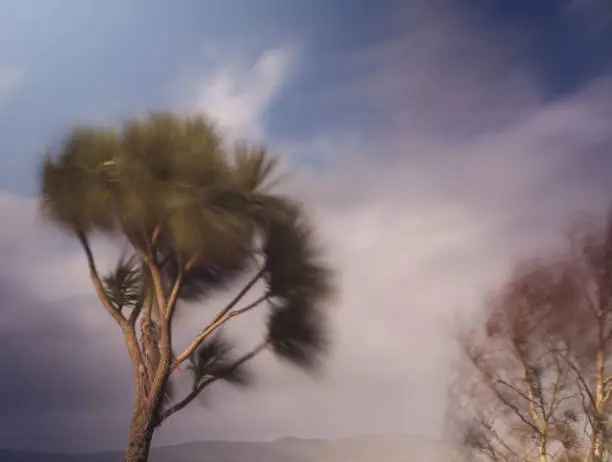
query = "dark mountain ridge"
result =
(0, 434, 462, 462)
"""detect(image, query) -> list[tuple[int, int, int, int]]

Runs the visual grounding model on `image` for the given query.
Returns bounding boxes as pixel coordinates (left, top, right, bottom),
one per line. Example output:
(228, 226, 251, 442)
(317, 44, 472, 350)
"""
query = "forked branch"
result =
(170, 280, 268, 373)
(165, 253, 199, 321)
(157, 342, 267, 425)
(211, 267, 266, 324)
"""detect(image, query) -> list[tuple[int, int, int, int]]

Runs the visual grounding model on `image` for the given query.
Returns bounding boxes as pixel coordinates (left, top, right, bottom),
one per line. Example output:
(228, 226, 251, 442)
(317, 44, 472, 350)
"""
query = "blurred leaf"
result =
(262, 201, 333, 303)
(102, 253, 144, 312)
(41, 128, 122, 233)
(267, 296, 328, 371)
(187, 335, 252, 389)
(232, 144, 280, 192)
(163, 250, 253, 302)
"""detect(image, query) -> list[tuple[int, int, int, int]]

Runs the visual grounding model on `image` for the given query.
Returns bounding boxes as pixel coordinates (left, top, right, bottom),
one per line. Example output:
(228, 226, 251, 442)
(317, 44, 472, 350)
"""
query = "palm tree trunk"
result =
(124, 404, 156, 462)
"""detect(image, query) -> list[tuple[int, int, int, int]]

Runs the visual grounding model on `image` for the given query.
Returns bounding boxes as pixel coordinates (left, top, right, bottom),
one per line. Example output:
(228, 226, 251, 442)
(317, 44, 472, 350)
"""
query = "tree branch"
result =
(133, 245, 167, 314)
(472, 362, 541, 434)
(514, 346, 546, 432)
(164, 256, 184, 321)
(546, 346, 567, 420)
(127, 300, 143, 326)
(138, 289, 155, 385)
(151, 224, 161, 247)
(562, 353, 597, 410)
(157, 342, 267, 426)
(123, 323, 148, 403)
(468, 348, 538, 408)
(170, 292, 268, 373)
(78, 232, 150, 400)
(77, 231, 126, 327)
(495, 378, 540, 408)
(487, 422, 524, 461)
(128, 272, 150, 327)
(211, 267, 266, 324)
(164, 253, 198, 321)
(493, 386, 541, 434)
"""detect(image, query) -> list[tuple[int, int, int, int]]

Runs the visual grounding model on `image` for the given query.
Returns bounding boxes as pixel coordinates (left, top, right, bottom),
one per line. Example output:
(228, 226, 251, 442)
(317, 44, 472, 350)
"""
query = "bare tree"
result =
(448, 208, 612, 462)
(549, 212, 612, 462)
(40, 113, 335, 462)
(448, 258, 580, 462)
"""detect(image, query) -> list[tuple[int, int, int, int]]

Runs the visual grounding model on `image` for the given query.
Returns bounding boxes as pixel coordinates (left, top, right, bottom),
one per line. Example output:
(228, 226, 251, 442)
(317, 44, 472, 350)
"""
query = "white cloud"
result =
(0, 192, 120, 301)
(181, 45, 295, 141)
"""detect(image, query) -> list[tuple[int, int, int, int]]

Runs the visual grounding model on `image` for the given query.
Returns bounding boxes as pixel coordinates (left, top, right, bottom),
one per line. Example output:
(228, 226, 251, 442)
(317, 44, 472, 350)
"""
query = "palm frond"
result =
(267, 296, 328, 372)
(257, 199, 334, 372)
(40, 127, 122, 233)
(232, 144, 280, 193)
(102, 253, 144, 312)
(163, 249, 253, 302)
(187, 335, 252, 388)
(261, 199, 333, 303)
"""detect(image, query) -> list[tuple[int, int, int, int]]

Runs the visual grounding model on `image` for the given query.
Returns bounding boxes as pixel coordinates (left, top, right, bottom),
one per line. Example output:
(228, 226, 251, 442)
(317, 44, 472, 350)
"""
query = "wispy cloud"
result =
(181, 45, 295, 141)
(566, 0, 612, 27)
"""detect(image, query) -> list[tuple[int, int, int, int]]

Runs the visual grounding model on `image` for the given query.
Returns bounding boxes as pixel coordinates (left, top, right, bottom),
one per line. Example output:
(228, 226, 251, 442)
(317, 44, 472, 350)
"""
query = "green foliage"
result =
(262, 202, 333, 370)
(267, 297, 328, 371)
(41, 128, 122, 232)
(188, 335, 252, 389)
(102, 254, 145, 313)
(263, 203, 332, 302)
(164, 249, 252, 302)
(232, 143, 279, 192)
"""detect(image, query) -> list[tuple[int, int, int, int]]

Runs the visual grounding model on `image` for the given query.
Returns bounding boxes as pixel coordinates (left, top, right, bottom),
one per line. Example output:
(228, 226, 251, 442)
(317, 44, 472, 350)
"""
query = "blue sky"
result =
(1, 0, 612, 453)
(1, 0, 610, 192)
(0, 0, 386, 191)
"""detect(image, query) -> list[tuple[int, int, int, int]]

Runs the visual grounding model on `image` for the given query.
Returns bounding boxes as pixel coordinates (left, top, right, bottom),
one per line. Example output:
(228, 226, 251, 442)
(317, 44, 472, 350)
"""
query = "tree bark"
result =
(539, 436, 548, 462)
(124, 404, 156, 462)
(591, 423, 606, 462)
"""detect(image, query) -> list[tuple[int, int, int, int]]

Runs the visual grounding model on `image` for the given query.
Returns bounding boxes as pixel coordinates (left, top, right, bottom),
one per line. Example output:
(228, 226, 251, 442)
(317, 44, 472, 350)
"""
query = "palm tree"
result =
(40, 112, 334, 462)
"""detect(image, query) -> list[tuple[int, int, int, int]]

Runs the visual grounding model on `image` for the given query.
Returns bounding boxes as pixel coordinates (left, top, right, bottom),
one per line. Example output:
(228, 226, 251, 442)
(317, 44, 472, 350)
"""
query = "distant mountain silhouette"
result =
(1, 434, 463, 462)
